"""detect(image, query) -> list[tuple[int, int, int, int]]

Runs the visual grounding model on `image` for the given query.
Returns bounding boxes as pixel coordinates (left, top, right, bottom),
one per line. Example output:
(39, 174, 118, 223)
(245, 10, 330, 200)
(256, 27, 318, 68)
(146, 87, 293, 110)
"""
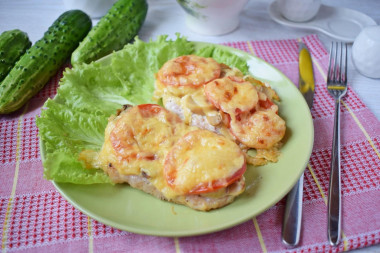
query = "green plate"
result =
(45, 42, 314, 237)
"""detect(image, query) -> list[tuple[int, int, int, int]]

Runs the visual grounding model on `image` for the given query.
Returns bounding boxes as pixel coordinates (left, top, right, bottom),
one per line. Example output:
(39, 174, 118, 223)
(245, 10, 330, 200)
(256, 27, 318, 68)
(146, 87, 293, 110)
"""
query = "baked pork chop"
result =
(79, 104, 246, 211)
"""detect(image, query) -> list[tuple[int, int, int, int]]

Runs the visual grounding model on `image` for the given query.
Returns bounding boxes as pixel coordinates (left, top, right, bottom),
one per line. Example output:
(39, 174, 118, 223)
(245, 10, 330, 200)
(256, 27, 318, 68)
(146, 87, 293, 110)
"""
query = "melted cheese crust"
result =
(82, 105, 245, 200)
(164, 129, 245, 194)
(204, 76, 259, 114)
(154, 55, 286, 165)
(156, 55, 221, 87)
(230, 110, 286, 149)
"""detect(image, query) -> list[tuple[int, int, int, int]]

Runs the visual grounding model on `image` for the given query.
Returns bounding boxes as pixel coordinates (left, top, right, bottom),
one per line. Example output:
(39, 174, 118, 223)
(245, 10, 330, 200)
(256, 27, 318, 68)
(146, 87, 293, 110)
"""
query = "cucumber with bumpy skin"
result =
(0, 29, 31, 82)
(0, 10, 92, 114)
(71, 0, 148, 66)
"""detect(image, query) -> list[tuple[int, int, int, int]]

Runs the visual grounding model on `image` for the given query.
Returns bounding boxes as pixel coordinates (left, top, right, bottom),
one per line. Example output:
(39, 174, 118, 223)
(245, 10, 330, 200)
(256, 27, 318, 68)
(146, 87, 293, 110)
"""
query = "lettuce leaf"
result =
(37, 99, 111, 183)
(195, 45, 249, 75)
(111, 35, 194, 104)
(36, 35, 249, 184)
(55, 62, 131, 117)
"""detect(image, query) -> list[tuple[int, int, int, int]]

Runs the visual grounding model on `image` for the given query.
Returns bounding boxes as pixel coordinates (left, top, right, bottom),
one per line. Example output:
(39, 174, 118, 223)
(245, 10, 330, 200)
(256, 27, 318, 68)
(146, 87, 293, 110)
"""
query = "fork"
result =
(326, 41, 348, 246)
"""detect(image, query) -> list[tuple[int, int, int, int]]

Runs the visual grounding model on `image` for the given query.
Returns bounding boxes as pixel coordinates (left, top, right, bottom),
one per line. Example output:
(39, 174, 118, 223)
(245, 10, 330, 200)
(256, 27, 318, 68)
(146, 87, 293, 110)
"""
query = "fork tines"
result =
(327, 42, 348, 87)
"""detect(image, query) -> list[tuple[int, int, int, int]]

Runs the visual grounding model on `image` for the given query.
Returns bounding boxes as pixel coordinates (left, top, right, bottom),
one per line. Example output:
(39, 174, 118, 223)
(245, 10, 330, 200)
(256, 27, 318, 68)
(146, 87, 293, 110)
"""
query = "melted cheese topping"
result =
(164, 130, 245, 194)
(229, 110, 286, 149)
(204, 76, 259, 114)
(156, 55, 221, 87)
(106, 106, 183, 175)
(81, 105, 245, 200)
(153, 55, 286, 165)
(154, 79, 200, 98)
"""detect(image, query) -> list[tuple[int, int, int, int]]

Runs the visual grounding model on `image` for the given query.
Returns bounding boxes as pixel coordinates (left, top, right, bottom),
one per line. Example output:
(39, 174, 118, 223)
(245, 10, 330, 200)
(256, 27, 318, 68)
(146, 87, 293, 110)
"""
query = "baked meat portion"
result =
(79, 104, 246, 211)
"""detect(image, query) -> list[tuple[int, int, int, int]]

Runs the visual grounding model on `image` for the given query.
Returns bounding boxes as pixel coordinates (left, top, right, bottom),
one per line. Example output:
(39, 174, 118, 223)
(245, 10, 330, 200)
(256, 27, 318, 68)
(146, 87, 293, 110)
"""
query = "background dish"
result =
(269, 0, 377, 43)
(43, 42, 314, 237)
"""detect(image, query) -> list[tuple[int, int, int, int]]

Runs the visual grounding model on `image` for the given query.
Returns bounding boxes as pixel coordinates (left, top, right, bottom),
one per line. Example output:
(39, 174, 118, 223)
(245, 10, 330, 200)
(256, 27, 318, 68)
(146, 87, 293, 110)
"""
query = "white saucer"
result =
(268, 0, 377, 42)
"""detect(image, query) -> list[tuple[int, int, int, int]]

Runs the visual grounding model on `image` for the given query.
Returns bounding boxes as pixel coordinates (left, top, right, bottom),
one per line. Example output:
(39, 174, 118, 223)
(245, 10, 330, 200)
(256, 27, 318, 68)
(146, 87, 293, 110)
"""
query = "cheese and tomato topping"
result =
(204, 76, 259, 115)
(82, 104, 246, 200)
(229, 110, 286, 149)
(106, 104, 184, 175)
(164, 130, 246, 195)
(154, 55, 286, 165)
(156, 55, 221, 87)
(154, 55, 221, 98)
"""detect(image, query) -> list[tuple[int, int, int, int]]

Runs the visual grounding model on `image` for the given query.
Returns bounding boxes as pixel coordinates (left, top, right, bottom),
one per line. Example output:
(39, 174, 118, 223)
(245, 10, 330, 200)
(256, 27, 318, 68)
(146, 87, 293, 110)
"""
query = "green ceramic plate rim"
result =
(40, 41, 314, 237)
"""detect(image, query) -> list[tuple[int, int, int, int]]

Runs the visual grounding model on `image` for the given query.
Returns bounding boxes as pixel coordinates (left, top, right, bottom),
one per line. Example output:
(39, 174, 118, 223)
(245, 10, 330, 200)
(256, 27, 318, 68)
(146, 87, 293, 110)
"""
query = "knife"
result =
(282, 42, 314, 247)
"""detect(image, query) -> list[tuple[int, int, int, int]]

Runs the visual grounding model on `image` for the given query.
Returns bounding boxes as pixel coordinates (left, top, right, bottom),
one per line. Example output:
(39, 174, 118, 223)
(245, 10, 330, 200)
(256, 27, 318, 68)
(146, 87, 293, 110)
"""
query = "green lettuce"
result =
(196, 45, 249, 75)
(36, 34, 249, 184)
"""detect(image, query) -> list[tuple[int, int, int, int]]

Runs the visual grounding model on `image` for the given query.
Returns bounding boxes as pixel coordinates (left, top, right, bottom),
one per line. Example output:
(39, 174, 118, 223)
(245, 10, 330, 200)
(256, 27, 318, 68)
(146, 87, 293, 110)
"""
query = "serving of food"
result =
(74, 52, 287, 211)
(36, 35, 313, 236)
(79, 103, 247, 211)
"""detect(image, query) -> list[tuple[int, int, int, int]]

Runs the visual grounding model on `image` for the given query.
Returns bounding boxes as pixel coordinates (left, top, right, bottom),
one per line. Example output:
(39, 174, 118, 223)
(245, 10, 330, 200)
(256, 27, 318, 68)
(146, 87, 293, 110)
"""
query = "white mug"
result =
(177, 0, 250, 36)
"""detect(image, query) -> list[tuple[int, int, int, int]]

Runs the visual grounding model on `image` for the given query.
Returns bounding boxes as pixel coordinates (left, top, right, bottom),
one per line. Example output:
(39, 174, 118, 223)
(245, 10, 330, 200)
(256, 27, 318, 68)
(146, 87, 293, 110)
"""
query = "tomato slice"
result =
(110, 104, 181, 160)
(137, 104, 166, 117)
(156, 55, 221, 87)
(258, 98, 274, 110)
(204, 76, 258, 115)
(187, 164, 247, 194)
(229, 110, 286, 149)
(164, 129, 246, 195)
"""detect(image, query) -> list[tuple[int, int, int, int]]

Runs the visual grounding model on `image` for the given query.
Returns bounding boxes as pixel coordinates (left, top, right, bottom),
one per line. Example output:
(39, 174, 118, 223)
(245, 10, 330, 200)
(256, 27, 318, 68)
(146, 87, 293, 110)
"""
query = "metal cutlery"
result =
(326, 41, 348, 246)
(282, 42, 315, 247)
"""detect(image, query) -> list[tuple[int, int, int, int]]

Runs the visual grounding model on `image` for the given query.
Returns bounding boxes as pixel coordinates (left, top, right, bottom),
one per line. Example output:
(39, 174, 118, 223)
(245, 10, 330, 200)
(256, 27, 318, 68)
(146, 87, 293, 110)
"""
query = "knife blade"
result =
(281, 42, 314, 247)
(298, 43, 315, 108)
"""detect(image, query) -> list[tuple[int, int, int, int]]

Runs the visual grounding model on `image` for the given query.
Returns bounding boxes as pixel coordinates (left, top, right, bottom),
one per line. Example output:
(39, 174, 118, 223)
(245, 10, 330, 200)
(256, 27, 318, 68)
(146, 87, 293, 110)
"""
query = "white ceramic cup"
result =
(278, 0, 321, 22)
(63, 0, 118, 18)
(352, 25, 380, 79)
(177, 0, 249, 36)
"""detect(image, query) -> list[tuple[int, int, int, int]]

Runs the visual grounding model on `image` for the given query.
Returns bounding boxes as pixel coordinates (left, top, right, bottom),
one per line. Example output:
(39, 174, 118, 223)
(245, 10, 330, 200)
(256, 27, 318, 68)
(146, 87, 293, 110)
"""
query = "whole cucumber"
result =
(0, 10, 92, 114)
(71, 0, 148, 66)
(0, 29, 31, 82)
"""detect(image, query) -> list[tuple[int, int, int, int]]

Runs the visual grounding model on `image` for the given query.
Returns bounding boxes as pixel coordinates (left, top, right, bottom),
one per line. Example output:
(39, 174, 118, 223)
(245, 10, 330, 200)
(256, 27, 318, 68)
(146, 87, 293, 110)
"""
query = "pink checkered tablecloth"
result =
(0, 35, 379, 253)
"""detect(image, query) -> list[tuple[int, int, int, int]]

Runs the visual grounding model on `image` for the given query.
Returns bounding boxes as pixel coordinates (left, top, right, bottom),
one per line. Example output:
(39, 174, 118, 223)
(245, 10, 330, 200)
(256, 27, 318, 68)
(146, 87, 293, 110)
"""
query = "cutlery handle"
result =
(282, 174, 304, 247)
(328, 98, 342, 246)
